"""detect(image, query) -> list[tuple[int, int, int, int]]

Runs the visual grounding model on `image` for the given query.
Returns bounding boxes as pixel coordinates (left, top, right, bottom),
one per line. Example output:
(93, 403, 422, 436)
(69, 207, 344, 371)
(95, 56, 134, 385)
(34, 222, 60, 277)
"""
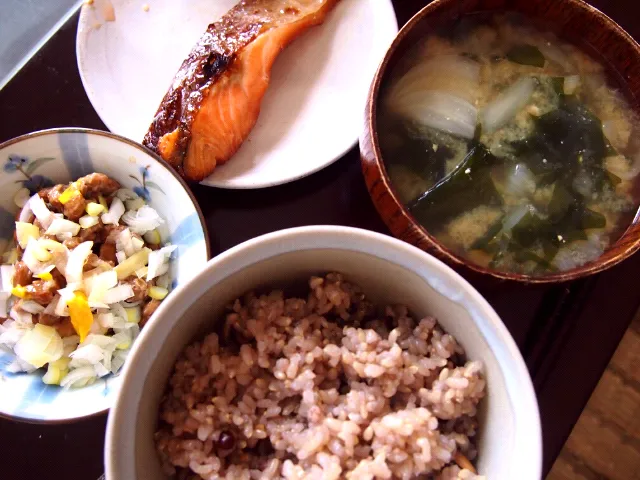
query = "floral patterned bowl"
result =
(0, 128, 210, 423)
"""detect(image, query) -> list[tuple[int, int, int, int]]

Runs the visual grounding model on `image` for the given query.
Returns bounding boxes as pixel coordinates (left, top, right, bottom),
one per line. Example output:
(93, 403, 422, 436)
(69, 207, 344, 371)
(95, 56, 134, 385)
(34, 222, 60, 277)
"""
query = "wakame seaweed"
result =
(506, 44, 546, 67)
(409, 144, 503, 228)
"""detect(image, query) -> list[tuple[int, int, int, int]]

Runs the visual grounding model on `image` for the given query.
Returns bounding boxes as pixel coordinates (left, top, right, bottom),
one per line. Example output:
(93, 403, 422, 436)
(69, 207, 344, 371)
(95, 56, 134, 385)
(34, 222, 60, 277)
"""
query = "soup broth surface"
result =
(379, 14, 640, 276)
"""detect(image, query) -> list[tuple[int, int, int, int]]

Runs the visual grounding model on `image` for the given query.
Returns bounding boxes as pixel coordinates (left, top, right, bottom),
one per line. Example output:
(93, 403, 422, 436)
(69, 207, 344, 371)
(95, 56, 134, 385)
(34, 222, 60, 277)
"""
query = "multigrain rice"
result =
(155, 273, 487, 479)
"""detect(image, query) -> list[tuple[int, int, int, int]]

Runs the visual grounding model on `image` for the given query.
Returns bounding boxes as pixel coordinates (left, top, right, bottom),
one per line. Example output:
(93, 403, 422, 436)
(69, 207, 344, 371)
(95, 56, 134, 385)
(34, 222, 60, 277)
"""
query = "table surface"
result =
(1, 0, 639, 478)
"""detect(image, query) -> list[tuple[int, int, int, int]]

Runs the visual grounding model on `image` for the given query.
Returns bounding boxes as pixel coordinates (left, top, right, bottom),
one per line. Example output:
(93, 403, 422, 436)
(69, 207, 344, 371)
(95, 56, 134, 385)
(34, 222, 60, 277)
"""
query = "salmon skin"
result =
(143, 0, 340, 182)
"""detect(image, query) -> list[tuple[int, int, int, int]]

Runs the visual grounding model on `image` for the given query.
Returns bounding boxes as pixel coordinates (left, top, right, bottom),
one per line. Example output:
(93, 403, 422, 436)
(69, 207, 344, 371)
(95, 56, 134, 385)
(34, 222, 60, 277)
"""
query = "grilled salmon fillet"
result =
(143, 0, 340, 181)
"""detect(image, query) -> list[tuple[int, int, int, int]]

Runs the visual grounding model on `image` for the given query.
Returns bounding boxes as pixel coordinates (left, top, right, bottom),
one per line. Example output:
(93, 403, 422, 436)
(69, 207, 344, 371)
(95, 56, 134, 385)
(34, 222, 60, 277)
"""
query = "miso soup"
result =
(379, 14, 640, 276)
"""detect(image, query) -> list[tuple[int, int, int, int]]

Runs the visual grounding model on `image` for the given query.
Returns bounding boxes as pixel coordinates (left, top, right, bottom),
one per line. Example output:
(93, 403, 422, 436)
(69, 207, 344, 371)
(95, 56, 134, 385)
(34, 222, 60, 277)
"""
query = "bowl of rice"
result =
(0, 128, 210, 422)
(105, 226, 541, 479)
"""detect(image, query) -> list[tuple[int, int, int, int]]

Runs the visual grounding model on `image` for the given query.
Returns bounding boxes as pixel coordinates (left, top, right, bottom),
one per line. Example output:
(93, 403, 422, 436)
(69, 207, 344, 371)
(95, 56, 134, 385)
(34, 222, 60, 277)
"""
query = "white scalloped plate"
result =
(76, 0, 398, 189)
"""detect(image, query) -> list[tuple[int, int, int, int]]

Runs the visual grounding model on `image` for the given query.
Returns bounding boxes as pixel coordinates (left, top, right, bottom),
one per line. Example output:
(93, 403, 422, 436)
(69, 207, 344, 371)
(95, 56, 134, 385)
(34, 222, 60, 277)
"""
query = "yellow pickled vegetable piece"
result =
(35, 272, 53, 281)
(11, 286, 26, 298)
(42, 364, 62, 385)
(67, 291, 93, 342)
(98, 195, 108, 209)
(85, 202, 106, 216)
(114, 248, 151, 280)
(15, 222, 40, 249)
(58, 183, 81, 205)
(50, 357, 70, 370)
(115, 336, 131, 350)
(148, 286, 168, 300)
(125, 307, 141, 324)
(143, 229, 161, 245)
(32, 243, 52, 262)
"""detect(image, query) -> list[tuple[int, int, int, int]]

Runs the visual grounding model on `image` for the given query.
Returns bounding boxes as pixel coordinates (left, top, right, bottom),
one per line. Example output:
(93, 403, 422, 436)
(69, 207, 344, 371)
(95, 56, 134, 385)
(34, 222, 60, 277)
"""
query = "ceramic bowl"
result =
(360, 0, 640, 284)
(0, 128, 210, 423)
(105, 226, 541, 480)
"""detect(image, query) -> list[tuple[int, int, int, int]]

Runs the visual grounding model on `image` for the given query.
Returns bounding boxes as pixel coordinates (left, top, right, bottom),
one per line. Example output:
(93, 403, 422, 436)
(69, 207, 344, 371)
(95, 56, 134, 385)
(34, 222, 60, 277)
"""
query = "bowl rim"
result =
(105, 225, 542, 480)
(0, 127, 212, 424)
(361, 0, 640, 284)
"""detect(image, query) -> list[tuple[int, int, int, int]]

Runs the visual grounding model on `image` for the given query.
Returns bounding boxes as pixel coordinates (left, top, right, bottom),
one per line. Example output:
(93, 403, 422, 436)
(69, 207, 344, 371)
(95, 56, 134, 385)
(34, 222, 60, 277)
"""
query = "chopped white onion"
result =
(563, 75, 581, 95)
(54, 294, 70, 317)
(60, 366, 97, 389)
(79, 215, 100, 229)
(101, 197, 125, 225)
(116, 251, 126, 264)
(121, 206, 164, 235)
(147, 244, 177, 281)
(69, 344, 104, 367)
(131, 237, 145, 252)
(103, 284, 134, 304)
(15, 222, 40, 249)
(480, 77, 536, 133)
(503, 204, 535, 232)
(29, 193, 56, 229)
(87, 270, 118, 304)
(537, 42, 575, 73)
(22, 238, 52, 275)
(506, 164, 536, 198)
(94, 362, 110, 378)
(392, 90, 478, 140)
(116, 228, 135, 258)
(390, 55, 481, 105)
(125, 197, 146, 211)
(64, 241, 93, 284)
(20, 300, 45, 314)
(57, 283, 82, 303)
(10, 305, 33, 325)
(14, 324, 63, 368)
(46, 218, 81, 237)
(1, 265, 15, 292)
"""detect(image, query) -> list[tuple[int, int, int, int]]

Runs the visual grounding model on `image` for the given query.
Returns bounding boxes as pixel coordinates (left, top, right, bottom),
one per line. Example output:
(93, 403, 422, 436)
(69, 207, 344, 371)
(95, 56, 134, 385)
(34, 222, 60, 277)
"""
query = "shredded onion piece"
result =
(1, 265, 15, 292)
(116, 228, 135, 257)
(147, 244, 177, 281)
(20, 301, 45, 314)
(64, 241, 93, 284)
(87, 270, 118, 304)
(29, 193, 56, 229)
(46, 218, 81, 237)
(103, 284, 134, 304)
(101, 197, 125, 225)
(396, 91, 478, 139)
(121, 205, 164, 235)
(60, 366, 97, 389)
(15, 222, 40, 249)
(480, 77, 536, 133)
(14, 324, 63, 368)
(79, 215, 100, 229)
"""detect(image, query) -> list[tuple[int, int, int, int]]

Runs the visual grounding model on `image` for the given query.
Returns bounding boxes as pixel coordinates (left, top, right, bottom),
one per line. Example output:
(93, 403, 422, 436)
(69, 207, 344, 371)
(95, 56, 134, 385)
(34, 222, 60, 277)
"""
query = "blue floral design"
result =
(129, 165, 165, 201)
(4, 154, 55, 193)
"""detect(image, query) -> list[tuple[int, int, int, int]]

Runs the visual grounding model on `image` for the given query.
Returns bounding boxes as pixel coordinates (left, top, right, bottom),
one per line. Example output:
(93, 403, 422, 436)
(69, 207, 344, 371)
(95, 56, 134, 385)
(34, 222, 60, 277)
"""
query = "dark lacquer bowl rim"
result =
(361, 0, 640, 284)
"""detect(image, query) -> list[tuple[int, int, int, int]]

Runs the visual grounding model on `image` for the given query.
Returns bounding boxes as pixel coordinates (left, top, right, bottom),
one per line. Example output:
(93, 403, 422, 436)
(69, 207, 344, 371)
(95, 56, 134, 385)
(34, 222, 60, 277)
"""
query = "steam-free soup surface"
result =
(379, 14, 640, 276)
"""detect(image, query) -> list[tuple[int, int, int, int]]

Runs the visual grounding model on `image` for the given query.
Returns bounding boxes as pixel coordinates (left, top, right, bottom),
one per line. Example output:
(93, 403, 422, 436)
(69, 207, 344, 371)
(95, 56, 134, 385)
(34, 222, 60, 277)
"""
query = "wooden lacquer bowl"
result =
(360, 0, 640, 284)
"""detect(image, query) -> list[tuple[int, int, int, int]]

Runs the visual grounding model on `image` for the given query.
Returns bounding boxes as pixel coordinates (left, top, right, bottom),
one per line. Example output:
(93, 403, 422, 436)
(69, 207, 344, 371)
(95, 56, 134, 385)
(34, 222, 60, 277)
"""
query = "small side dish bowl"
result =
(0, 128, 210, 423)
(360, 0, 640, 283)
(105, 226, 541, 479)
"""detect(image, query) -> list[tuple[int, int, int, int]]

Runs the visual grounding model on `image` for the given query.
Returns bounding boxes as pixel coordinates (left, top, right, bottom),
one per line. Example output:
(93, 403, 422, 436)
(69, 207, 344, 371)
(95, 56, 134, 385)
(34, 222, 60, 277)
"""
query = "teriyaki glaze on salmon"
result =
(143, 0, 340, 182)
